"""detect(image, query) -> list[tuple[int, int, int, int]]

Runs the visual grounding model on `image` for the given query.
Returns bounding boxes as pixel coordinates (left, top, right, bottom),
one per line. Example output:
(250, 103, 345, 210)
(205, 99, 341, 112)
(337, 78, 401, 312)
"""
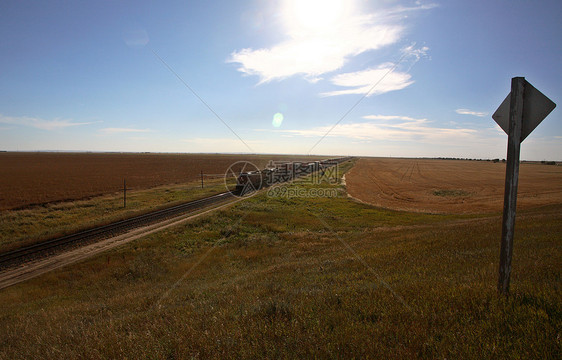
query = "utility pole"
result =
(123, 179, 127, 208)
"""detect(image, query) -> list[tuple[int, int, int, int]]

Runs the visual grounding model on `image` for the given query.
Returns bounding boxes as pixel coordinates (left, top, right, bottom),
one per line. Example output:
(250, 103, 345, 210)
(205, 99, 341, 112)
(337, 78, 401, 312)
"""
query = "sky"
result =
(0, 0, 561, 160)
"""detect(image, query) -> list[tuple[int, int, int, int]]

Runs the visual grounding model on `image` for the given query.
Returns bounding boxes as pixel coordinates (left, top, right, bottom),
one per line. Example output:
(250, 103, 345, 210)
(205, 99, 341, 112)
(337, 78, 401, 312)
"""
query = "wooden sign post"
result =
(493, 77, 556, 295)
(497, 77, 524, 295)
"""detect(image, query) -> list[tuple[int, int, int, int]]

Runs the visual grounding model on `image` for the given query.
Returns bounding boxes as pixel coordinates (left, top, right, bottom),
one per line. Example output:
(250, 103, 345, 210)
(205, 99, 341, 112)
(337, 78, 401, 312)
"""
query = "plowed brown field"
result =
(0, 152, 322, 211)
(345, 158, 562, 214)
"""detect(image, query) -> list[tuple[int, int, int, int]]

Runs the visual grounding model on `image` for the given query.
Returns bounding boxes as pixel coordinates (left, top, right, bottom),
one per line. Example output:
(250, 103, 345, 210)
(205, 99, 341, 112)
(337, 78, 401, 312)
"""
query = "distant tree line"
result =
(435, 157, 505, 162)
(434, 157, 558, 165)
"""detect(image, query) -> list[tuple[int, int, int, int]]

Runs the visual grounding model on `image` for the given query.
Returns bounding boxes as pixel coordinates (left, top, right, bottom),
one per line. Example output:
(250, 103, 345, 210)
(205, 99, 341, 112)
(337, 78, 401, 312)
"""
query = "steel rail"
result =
(0, 157, 352, 269)
(0, 192, 235, 267)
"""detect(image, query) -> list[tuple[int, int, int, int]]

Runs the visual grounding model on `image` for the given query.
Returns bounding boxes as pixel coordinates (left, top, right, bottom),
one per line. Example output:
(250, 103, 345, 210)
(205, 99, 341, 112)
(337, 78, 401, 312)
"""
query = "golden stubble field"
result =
(345, 158, 562, 214)
(0, 152, 324, 211)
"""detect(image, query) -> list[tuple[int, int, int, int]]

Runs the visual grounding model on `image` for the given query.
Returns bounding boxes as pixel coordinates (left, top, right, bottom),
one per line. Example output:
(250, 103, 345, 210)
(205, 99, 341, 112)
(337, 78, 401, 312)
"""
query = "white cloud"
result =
(99, 128, 152, 134)
(320, 44, 429, 97)
(320, 63, 414, 97)
(227, 1, 434, 84)
(228, 23, 401, 84)
(387, 2, 439, 15)
(404, 44, 429, 58)
(265, 115, 481, 143)
(363, 115, 421, 121)
(0, 114, 98, 130)
(455, 108, 488, 117)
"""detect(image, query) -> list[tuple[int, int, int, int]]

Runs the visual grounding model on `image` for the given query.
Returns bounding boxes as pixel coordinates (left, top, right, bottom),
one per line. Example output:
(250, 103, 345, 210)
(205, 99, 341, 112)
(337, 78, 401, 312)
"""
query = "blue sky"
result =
(1, 0, 561, 160)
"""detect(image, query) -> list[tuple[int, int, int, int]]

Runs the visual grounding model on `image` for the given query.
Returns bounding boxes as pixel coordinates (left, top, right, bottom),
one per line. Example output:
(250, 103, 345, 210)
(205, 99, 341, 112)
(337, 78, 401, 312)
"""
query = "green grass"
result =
(0, 160, 560, 359)
(432, 189, 472, 197)
(0, 178, 228, 252)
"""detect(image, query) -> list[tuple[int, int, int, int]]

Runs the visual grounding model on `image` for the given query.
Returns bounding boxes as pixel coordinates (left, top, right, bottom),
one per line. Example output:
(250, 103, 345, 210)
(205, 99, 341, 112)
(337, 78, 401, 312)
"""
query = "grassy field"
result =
(0, 159, 560, 358)
(346, 158, 562, 214)
(0, 177, 227, 252)
(0, 153, 325, 252)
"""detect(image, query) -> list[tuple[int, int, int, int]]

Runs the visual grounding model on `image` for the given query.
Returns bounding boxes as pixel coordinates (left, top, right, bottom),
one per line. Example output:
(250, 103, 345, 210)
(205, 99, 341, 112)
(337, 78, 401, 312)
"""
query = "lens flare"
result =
(272, 112, 284, 127)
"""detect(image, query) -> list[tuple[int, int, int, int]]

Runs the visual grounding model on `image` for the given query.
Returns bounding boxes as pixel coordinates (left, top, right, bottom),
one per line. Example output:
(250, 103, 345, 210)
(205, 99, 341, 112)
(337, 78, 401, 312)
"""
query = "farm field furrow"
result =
(345, 158, 562, 214)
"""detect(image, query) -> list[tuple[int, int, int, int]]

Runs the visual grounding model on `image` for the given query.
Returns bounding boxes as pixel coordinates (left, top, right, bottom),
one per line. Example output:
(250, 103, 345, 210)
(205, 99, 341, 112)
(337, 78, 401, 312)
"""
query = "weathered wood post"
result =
(201, 170, 204, 188)
(498, 77, 524, 295)
(492, 77, 556, 296)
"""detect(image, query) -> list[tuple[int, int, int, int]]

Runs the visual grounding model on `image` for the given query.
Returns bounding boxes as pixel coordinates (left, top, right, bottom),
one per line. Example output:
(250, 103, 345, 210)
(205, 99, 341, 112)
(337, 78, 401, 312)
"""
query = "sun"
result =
(284, 0, 353, 35)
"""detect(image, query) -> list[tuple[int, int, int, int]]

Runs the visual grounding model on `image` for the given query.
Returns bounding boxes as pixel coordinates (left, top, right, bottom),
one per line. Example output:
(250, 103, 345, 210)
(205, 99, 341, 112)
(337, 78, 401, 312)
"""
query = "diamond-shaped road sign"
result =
(494, 77, 556, 296)
(492, 80, 556, 142)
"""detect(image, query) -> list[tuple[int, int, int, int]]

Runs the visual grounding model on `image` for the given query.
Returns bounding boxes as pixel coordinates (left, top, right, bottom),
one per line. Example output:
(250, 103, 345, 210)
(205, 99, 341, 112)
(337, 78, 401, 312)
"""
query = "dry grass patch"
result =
(0, 160, 560, 358)
(0, 153, 325, 251)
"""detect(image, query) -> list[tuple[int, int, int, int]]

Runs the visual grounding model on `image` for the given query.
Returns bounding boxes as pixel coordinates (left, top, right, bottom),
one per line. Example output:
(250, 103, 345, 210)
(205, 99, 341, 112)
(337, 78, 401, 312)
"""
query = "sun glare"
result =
(284, 0, 353, 35)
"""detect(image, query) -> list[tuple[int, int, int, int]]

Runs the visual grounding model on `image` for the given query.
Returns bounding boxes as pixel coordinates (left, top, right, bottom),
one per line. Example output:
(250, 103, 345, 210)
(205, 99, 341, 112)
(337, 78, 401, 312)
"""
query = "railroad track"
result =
(0, 191, 236, 269)
(0, 157, 353, 271)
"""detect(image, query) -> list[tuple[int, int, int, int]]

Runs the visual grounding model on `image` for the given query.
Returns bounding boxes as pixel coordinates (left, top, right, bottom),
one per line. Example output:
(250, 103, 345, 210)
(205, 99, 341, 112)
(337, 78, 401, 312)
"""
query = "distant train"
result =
(234, 157, 352, 195)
